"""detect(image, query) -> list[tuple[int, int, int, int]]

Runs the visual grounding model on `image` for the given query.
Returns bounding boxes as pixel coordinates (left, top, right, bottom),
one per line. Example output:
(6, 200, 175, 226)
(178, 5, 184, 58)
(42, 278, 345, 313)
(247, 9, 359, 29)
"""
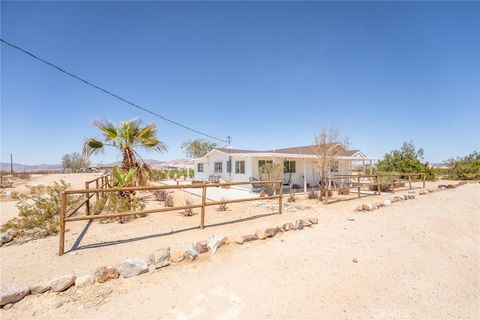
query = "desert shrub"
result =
(287, 190, 296, 202)
(447, 151, 480, 180)
(258, 163, 283, 196)
(14, 172, 31, 181)
(165, 194, 175, 207)
(183, 198, 194, 216)
(338, 188, 350, 195)
(188, 169, 194, 179)
(376, 141, 436, 180)
(152, 189, 169, 201)
(217, 197, 228, 211)
(168, 170, 176, 179)
(0, 180, 81, 240)
(307, 189, 318, 199)
(150, 169, 168, 181)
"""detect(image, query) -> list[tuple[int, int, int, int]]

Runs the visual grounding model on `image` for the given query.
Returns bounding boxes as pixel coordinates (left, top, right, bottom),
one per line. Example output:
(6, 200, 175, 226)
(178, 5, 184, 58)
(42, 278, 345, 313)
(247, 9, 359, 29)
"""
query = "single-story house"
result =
(193, 144, 375, 193)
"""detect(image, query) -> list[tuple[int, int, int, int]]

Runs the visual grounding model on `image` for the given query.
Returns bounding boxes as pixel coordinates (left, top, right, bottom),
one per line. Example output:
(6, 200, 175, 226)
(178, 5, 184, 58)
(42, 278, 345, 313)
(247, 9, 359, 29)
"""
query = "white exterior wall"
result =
(194, 150, 363, 192)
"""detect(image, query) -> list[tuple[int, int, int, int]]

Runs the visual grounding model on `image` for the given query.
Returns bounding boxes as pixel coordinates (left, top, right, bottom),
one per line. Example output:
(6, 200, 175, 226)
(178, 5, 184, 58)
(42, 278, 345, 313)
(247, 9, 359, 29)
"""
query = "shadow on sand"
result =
(67, 211, 278, 253)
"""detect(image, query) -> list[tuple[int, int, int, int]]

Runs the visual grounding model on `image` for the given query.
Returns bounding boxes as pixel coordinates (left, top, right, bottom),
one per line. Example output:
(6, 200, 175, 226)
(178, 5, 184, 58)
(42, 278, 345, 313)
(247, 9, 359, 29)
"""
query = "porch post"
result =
(303, 158, 307, 193)
(369, 160, 373, 175)
(362, 160, 366, 175)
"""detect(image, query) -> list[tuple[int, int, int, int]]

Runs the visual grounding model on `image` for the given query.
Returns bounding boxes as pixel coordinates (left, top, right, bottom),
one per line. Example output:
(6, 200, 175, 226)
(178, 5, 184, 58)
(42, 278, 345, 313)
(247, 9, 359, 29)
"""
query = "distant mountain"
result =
(0, 159, 193, 172)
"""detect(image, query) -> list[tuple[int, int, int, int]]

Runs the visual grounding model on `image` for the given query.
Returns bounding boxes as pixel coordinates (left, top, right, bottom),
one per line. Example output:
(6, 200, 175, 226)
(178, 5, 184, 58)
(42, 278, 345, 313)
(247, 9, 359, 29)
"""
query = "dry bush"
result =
(1, 180, 81, 240)
(338, 188, 350, 195)
(287, 190, 296, 202)
(308, 189, 318, 199)
(217, 197, 228, 211)
(152, 190, 169, 201)
(165, 194, 175, 207)
(183, 198, 194, 216)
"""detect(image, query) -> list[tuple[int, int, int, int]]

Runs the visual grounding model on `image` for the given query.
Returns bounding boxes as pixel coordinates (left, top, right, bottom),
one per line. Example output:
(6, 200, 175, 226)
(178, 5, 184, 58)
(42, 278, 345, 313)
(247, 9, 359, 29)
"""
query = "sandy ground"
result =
(1, 177, 479, 319)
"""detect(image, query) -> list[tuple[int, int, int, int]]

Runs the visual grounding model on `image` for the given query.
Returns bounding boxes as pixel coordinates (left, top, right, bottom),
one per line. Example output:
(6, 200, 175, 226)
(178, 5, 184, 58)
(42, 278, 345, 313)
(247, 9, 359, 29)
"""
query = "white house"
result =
(193, 144, 374, 193)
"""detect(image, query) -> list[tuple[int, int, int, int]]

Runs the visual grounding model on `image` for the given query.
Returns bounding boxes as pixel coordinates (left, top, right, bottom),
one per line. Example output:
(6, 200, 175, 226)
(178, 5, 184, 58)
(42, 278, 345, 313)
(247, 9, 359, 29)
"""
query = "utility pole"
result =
(10, 153, 13, 174)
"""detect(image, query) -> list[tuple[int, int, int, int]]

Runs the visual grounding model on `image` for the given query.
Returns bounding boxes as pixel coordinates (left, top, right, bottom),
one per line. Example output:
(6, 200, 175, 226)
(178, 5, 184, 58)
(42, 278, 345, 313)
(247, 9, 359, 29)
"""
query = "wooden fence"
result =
(58, 180, 283, 255)
(323, 173, 426, 204)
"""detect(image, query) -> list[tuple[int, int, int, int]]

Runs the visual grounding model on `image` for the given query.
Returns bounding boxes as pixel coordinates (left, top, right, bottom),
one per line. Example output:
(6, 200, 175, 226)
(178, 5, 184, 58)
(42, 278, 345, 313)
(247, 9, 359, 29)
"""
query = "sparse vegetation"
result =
(152, 189, 169, 201)
(62, 152, 90, 172)
(0, 180, 81, 240)
(181, 139, 217, 158)
(376, 141, 435, 180)
(165, 194, 175, 207)
(217, 197, 228, 211)
(258, 163, 283, 196)
(183, 198, 194, 216)
(447, 151, 480, 180)
(287, 190, 296, 202)
(308, 189, 318, 199)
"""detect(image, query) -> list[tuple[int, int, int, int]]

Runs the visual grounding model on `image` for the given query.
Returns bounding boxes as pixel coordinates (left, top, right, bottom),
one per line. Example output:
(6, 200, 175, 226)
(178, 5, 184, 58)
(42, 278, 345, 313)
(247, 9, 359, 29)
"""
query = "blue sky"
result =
(1, 1, 479, 165)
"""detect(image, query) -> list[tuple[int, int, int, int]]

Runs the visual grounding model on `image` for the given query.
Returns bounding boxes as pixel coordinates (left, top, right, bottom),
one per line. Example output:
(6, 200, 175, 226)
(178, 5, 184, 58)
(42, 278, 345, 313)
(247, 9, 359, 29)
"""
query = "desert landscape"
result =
(1, 172, 479, 319)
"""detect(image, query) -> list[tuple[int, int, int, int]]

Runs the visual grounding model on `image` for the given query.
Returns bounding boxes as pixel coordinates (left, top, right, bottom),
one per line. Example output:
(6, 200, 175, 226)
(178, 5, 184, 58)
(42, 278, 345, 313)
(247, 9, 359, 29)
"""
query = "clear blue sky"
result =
(1, 1, 479, 165)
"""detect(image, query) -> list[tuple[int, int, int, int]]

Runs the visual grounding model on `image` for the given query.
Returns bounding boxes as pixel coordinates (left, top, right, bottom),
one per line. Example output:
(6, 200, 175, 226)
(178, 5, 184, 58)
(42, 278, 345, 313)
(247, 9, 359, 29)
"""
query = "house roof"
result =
(215, 144, 362, 157)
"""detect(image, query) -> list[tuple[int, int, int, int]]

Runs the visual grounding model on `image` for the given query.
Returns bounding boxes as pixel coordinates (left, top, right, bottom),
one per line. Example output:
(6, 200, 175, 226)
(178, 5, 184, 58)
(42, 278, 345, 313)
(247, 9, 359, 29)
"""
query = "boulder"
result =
(149, 247, 171, 269)
(383, 200, 392, 206)
(75, 274, 95, 287)
(295, 220, 304, 230)
(194, 241, 209, 254)
(94, 266, 120, 283)
(207, 235, 227, 254)
(185, 243, 198, 261)
(355, 205, 364, 211)
(302, 219, 312, 227)
(308, 217, 318, 224)
(0, 283, 30, 306)
(363, 204, 374, 211)
(228, 235, 244, 244)
(170, 250, 185, 263)
(255, 230, 267, 240)
(49, 273, 76, 292)
(121, 259, 149, 278)
(31, 283, 50, 294)
(281, 223, 295, 231)
(0, 232, 12, 246)
(242, 234, 258, 242)
(264, 228, 280, 238)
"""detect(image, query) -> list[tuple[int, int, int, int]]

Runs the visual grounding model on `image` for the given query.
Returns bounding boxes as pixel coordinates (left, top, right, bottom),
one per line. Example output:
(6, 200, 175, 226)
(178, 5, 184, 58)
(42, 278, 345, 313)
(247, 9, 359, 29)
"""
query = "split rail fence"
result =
(59, 179, 283, 255)
(323, 173, 426, 204)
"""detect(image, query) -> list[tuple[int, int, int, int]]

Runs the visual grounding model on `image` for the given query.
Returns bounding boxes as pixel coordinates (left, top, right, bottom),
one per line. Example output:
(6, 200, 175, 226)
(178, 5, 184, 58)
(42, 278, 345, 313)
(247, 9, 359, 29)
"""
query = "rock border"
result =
(0, 216, 319, 309)
(355, 182, 467, 212)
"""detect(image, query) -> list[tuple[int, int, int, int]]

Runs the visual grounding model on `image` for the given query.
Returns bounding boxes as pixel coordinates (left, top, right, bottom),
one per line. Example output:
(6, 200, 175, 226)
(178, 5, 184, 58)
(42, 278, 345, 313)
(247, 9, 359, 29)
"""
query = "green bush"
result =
(1, 180, 81, 239)
(377, 141, 436, 180)
(447, 151, 480, 180)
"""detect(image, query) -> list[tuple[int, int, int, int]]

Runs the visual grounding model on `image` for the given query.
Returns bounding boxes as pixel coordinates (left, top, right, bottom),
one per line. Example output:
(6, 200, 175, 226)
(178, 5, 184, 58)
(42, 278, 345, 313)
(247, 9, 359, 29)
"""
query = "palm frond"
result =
(91, 120, 118, 142)
(83, 138, 104, 156)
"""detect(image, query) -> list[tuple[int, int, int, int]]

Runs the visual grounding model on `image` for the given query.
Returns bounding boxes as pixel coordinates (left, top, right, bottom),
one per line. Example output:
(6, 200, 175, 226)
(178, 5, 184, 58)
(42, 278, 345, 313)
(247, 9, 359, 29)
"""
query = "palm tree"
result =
(83, 119, 167, 185)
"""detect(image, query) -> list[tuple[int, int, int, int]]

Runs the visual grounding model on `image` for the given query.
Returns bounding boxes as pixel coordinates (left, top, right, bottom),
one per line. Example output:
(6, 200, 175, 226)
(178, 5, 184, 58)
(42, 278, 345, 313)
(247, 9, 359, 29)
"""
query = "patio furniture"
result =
(249, 177, 264, 193)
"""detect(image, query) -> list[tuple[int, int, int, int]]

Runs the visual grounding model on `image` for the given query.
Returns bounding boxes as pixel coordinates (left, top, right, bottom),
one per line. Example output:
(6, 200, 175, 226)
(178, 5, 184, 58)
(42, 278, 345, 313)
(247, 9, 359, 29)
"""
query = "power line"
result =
(0, 38, 228, 143)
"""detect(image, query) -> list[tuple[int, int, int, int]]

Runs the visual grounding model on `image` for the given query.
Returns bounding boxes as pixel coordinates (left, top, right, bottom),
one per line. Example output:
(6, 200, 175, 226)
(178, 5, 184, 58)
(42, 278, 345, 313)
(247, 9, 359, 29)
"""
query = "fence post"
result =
(357, 176, 361, 198)
(85, 182, 90, 216)
(200, 182, 206, 229)
(377, 175, 381, 194)
(278, 181, 283, 214)
(95, 179, 100, 201)
(422, 174, 426, 188)
(323, 178, 329, 204)
(408, 175, 412, 189)
(59, 192, 66, 256)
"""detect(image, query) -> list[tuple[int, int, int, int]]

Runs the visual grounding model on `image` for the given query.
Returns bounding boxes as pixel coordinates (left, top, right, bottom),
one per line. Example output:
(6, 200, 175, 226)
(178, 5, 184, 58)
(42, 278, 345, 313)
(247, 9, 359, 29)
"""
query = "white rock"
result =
(383, 200, 392, 206)
(207, 235, 227, 255)
(49, 273, 76, 292)
(75, 274, 95, 287)
(149, 247, 171, 269)
(121, 259, 148, 278)
(0, 283, 30, 306)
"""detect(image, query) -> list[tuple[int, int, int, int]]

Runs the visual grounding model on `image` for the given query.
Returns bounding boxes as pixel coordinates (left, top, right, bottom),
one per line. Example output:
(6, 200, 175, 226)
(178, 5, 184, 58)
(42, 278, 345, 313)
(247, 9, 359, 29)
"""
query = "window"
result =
(227, 159, 232, 173)
(235, 160, 245, 174)
(197, 163, 203, 173)
(284, 160, 296, 173)
(258, 160, 273, 171)
(214, 162, 222, 173)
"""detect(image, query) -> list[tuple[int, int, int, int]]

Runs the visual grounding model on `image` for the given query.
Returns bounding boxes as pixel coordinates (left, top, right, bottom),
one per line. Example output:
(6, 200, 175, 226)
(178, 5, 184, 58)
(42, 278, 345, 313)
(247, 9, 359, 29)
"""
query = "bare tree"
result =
(314, 126, 350, 199)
